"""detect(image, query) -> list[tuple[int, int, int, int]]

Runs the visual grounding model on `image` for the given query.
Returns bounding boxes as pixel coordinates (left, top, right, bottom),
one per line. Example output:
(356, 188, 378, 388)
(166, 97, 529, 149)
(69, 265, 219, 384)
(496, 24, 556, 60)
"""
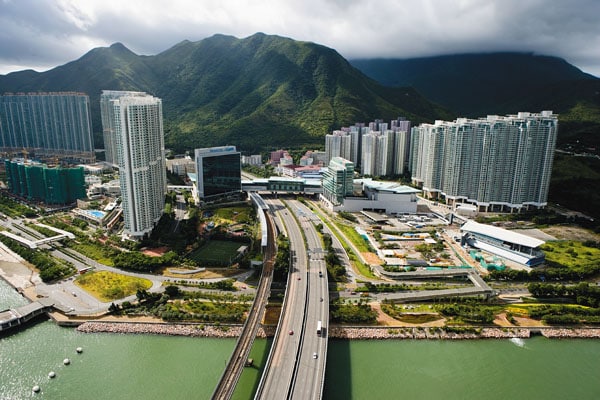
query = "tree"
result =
(164, 285, 181, 297)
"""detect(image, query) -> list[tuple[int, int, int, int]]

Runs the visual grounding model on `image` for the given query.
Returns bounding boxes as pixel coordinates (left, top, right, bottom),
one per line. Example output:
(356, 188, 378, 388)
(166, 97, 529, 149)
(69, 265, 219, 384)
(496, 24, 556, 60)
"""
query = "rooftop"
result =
(461, 220, 545, 248)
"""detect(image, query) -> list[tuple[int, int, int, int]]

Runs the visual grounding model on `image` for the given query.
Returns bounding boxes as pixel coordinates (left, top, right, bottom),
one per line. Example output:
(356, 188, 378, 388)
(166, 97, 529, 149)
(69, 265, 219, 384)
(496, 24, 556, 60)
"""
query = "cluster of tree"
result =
(322, 233, 346, 281)
(357, 282, 449, 293)
(41, 217, 87, 240)
(414, 242, 445, 258)
(148, 209, 199, 254)
(330, 301, 377, 324)
(0, 194, 38, 218)
(0, 236, 74, 282)
(436, 303, 496, 324)
(487, 265, 600, 282)
(242, 164, 273, 178)
(273, 234, 290, 281)
(527, 304, 600, 325)
(338, 211, 357, 223)
(113, 251, 179, 272)
(383, 265, 417, 272)
(174, 279, 237, 291)
(528, 282, 600, 307)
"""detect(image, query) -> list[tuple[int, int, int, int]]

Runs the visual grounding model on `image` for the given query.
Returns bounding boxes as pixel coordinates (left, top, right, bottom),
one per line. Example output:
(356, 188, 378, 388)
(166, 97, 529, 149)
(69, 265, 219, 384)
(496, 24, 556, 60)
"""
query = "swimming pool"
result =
(81, 209, 106, 219)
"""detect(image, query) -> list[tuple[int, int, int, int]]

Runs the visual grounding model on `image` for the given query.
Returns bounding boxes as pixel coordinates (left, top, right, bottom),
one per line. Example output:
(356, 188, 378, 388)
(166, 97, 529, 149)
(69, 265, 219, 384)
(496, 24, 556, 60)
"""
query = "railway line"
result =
(211, 210, 276, 400)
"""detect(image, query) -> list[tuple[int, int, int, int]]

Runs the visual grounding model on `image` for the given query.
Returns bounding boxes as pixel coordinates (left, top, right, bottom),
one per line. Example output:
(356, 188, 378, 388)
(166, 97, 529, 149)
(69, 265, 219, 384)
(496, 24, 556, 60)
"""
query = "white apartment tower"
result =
(101, 91, 167, 239)
(325, 130, 352, 165)
(410, 111, 558, 212)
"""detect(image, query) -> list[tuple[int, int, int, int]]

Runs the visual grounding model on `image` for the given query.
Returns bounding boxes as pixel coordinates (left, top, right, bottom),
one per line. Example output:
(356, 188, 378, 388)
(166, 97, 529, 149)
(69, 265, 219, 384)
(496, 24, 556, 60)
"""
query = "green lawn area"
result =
(541, 241, 600, 272)
(335, 221, 371, 253)
(75, 271, 152, 301)
(212, 206, 253, 224)
(70, 242, 116, 266)
(188, 240, 245, 265)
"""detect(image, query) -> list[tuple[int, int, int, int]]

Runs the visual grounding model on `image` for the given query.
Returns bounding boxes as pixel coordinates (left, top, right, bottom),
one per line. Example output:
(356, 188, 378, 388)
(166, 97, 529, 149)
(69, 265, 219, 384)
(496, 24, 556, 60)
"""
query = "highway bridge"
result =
(254, 199, 328, 400)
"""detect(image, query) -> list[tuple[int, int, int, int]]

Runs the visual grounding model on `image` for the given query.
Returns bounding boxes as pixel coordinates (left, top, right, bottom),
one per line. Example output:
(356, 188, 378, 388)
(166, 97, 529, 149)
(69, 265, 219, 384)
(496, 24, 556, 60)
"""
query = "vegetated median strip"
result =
(307, 200, 376, 279)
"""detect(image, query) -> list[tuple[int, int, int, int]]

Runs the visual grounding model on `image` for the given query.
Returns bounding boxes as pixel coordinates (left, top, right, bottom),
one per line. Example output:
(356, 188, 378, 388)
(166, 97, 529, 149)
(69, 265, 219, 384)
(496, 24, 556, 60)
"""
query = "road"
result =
(288, 200, 328, 400)
(255, 198, 328, 400)
(256, 199, 308, 400)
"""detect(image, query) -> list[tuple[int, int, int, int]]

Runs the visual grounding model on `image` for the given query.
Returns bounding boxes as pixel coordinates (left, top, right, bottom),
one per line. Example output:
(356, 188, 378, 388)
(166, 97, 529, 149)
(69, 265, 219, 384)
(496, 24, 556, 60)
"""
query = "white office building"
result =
(101, 92, 167, 239)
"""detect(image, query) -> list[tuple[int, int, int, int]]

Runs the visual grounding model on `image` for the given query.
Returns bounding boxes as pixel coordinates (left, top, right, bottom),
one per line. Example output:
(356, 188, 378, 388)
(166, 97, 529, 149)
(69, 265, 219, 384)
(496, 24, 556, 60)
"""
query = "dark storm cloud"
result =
(0, 0, 599, 76)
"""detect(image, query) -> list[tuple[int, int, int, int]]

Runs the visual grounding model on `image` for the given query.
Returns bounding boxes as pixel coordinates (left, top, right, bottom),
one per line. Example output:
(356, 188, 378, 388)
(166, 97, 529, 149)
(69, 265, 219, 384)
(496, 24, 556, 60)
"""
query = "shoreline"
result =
(76, 320, 600, 340)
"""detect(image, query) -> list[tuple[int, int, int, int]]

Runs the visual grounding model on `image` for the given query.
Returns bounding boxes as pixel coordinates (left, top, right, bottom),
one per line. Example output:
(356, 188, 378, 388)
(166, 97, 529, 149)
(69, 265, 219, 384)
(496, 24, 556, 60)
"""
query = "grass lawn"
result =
(71, 242, 115, 266)
(335, 221, 372, 253)
(75, 271, 152, 301)
(212, 206, 253, 225)
(541, 240, 600, 271)
(188, 240, 246, 265)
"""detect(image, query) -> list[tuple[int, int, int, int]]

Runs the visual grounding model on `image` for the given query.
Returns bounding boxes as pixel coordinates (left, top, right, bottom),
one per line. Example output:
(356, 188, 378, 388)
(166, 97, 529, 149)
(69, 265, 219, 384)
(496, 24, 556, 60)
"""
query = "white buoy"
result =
(48, 371, 56, 378)
(76, 347, 83, 354)
(63, 358, 70, 365)
(32, 385, 41, 393)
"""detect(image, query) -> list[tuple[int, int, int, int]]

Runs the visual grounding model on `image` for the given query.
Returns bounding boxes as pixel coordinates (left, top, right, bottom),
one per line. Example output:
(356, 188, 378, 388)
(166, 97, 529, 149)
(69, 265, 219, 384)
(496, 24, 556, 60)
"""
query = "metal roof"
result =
(359, 179, 421, 194)
(461, 220, 545, 248)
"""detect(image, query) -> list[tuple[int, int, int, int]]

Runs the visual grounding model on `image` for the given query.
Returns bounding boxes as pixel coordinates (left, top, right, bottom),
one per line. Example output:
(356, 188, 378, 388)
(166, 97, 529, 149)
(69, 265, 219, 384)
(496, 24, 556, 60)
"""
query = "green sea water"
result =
(2, 281, 600, 400)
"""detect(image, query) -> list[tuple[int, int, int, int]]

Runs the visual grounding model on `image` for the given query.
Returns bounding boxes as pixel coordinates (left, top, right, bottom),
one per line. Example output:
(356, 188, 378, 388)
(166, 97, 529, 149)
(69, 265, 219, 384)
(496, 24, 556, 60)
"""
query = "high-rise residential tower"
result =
(325, 130, 352, 165)
(410, 111, 558, 212)
(0, 92, 94, 163)
(101, 91, 167, 239)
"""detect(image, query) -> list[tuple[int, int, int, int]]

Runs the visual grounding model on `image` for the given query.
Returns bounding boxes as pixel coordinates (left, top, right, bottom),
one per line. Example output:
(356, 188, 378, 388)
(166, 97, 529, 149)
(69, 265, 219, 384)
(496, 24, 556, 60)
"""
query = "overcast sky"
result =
(1, 0, 599, 76)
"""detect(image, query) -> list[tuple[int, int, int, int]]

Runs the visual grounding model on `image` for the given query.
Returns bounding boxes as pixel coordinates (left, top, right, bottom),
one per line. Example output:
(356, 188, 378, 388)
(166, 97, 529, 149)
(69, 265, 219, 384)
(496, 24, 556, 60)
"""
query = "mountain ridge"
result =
(0, 33, 452, 153)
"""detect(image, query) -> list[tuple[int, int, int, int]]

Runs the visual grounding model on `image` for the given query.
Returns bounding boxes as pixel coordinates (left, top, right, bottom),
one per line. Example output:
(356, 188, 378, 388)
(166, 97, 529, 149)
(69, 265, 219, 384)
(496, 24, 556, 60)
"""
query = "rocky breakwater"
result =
(329, 326, 531, 340)
(541, 328, 600, 338)
(78, 321, 275, 338)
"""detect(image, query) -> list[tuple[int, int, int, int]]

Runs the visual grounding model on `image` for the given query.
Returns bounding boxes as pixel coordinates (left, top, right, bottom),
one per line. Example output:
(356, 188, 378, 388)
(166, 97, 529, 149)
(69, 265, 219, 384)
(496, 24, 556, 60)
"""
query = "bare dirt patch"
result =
(361, 252, 382, 265)
(541, 225, 600, 242)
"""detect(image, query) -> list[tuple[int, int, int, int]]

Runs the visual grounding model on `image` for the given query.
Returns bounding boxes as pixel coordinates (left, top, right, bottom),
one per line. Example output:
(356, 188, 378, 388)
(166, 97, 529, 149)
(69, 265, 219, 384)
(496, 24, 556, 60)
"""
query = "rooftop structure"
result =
(460, 220, 545, 266)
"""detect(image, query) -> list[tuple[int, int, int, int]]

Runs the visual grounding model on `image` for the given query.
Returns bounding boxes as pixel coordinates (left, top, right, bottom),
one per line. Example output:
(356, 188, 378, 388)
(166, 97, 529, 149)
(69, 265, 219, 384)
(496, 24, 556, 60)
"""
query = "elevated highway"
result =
(255, 198, 328, 400)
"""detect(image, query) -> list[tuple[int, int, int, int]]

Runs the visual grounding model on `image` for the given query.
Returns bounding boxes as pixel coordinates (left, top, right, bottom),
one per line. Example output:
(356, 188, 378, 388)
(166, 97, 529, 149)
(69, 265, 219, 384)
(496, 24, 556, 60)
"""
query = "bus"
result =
(316, 320, 322, 336)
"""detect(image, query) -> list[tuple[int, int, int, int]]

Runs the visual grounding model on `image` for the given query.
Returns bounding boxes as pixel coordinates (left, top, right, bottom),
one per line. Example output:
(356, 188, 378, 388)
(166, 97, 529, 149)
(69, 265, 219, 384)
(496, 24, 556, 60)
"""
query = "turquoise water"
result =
(3, 279, 600, 400)
(81, 210, 105, 219)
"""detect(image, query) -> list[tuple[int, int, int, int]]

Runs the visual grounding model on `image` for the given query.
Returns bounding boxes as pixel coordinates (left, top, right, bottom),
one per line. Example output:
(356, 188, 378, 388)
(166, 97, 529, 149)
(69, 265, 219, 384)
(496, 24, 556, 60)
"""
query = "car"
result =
(289, 330, 294, 335)
(313, 352, 318, 359)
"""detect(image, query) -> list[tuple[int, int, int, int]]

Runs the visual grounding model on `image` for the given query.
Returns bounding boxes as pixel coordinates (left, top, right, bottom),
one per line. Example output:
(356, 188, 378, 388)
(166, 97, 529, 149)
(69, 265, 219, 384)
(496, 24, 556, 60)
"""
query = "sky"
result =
(1, 0, 600, 77)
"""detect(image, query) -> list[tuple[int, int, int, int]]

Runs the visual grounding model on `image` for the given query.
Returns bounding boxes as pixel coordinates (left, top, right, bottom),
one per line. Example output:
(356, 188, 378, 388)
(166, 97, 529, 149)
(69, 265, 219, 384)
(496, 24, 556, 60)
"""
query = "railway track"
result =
(211, 212, 276, 400)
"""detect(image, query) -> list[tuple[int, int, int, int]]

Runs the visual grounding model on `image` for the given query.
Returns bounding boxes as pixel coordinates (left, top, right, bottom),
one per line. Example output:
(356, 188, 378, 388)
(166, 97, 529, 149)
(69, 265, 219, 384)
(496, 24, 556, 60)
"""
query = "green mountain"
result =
(350, 53, 600, 151)
(0, 33, 452, 153)
(352, 54, 600, 220)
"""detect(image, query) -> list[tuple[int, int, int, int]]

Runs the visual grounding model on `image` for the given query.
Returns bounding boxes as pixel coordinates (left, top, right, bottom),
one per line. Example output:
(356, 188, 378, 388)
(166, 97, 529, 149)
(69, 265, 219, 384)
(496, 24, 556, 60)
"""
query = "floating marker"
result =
(76, 347, 83, 354)
(32, 385, 41, 393)
(48, 371, 56, 378)
(63, 358, 70, 365)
